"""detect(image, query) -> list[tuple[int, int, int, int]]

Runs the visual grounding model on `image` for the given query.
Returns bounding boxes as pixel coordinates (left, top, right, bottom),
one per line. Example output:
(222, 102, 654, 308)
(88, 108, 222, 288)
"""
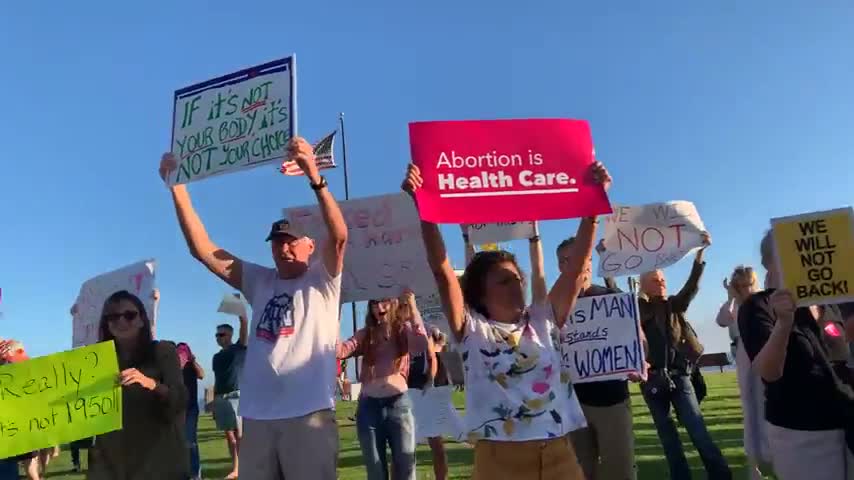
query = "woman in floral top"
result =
(401, 161, 612, 480)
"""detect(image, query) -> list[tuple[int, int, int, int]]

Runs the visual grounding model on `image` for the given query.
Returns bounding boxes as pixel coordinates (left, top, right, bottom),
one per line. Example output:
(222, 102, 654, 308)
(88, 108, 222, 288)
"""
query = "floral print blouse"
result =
(460, 301, 587, 442)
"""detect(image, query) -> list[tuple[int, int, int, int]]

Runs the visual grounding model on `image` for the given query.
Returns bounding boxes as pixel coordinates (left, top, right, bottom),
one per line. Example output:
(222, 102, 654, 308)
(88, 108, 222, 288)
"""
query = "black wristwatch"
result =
(310, 176, 328, 191)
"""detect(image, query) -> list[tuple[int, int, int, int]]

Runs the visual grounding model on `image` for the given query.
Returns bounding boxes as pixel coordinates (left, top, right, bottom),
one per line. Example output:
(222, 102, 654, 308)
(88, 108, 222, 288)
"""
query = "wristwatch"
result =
(310, 176, 328, 191)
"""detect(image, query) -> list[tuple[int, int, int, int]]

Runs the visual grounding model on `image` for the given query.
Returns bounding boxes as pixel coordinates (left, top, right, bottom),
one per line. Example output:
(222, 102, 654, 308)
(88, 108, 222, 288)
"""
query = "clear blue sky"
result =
(1, 2, 852, 387)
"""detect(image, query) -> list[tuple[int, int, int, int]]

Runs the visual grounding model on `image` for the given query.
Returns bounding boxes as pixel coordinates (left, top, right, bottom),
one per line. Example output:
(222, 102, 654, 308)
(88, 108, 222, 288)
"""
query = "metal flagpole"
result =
(338, 112, 360, 381)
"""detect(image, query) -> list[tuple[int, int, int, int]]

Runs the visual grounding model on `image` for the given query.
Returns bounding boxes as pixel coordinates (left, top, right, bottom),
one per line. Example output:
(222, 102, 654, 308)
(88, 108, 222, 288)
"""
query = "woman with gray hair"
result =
(738, 230, 854, 480)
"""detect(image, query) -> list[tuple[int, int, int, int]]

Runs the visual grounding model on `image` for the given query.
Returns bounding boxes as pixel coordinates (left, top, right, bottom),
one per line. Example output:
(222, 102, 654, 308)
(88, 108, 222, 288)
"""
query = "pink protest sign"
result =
(408, 119, 612, 223)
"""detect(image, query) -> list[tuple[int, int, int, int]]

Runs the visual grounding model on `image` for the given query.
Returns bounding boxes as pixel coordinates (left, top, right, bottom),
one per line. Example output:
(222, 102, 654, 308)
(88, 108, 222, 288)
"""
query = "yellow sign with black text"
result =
(772, 207, 854, 306)
(0, 341, 122, 458)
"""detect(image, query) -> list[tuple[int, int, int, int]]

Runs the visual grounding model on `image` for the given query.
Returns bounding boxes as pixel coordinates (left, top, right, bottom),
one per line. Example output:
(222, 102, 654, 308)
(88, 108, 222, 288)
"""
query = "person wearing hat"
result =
(159, 136, 348, 480)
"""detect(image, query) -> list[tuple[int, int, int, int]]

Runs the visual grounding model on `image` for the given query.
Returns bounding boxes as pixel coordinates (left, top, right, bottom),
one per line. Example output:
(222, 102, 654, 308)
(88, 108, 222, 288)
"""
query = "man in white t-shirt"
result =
(159, 137, 347, 480)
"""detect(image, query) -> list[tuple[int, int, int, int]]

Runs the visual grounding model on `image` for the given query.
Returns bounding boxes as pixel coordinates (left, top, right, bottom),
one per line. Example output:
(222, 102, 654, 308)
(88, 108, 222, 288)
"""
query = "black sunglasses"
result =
(103, 310, 139, 323)
(215, 333, 228, 338)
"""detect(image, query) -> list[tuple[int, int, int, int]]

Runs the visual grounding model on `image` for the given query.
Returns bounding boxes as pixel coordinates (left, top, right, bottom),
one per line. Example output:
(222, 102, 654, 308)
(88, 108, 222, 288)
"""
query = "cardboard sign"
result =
(771, 207, 854, 306)
(217, 293, 247, 317)
(72, 260, 157, 348)
(408, 119, 612, 223)
(597, 201, 706, 278)
(465, 221, 535, 245)
(285, 193, 435, 303)
(560, 293, 645, 383)
(168, 56, 297, 185)
(0, 341, 122, 458)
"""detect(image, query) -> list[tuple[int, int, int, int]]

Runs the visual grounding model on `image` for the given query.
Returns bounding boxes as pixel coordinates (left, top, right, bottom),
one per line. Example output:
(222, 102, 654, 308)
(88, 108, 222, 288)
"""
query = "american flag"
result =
(280, 131, 337, 176)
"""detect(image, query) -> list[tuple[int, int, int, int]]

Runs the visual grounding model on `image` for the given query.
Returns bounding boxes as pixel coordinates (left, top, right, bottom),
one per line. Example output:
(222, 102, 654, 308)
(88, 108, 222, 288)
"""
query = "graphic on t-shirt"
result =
(256, 292, 295, 341)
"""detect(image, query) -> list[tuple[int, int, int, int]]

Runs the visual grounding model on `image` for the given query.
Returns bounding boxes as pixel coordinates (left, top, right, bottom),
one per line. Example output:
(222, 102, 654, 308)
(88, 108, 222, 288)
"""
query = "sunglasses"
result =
(215, 333, 228, 338)
(103, 310, 139, 323)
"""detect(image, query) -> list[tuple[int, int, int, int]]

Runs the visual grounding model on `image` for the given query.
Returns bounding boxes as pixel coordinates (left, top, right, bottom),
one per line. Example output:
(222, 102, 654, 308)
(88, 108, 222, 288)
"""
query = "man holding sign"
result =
(160, 136, 348, 480)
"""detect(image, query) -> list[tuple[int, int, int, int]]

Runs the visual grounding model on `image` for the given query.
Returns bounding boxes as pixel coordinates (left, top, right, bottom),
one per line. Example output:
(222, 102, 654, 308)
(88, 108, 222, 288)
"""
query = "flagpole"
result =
(339, 112, 360, 381)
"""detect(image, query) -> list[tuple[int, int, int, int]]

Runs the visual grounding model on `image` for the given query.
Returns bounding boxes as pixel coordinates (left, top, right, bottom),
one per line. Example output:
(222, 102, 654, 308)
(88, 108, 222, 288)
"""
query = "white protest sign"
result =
(169, 56, 297, 185)
(597, 201, 706, 278)
(465, 221, 535, 245)
(560, 292, 645, 383)
(72, 260, 157, 347)
(286, 193, 435, 303)
(217, 293, 247, 317)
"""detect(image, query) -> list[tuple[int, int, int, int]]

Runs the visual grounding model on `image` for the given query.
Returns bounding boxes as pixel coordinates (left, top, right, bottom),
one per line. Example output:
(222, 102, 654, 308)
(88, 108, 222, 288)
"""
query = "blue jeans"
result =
(186, 407, 201, 478)
(643, 374, 732, 480)
(356, 393, 416, 480)
(0, 459, 17, 480)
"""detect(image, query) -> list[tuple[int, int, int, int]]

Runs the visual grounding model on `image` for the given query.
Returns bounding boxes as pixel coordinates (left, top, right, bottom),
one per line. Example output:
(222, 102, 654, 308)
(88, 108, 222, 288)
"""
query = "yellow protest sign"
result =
(479, 243, 500, 252)
(772, 207, 854, 306)
(0, 341, 122, 458)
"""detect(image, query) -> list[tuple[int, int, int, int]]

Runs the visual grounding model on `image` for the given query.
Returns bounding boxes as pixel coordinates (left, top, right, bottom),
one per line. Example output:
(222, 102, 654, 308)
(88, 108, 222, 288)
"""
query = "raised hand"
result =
(700, 231, 712, 249)
(159, 153, 178, 183)
(590, 161, 612, 192)
(286, 137, 318, 181)
(401, 163, 423, 197)
(770, 289, 797, 328)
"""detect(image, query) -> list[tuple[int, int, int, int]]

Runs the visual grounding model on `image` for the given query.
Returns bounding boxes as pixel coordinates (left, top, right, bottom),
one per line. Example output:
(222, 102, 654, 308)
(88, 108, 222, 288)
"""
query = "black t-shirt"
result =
(573, 284, 631, 407)
(408, 350, 431, 390)
(182, 363, 199, 410)
(739, 290, 849, 430)
(213, 343, 247, 395)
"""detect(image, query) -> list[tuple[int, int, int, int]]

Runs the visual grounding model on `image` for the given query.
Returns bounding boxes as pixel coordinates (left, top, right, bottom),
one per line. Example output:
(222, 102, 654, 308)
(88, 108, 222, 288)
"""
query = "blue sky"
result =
(1, 1, 852, 388)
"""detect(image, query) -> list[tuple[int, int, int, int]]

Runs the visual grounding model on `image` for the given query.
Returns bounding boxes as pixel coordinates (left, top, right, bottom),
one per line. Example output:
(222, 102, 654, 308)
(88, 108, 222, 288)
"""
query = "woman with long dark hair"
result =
(337, 290, 428, 480)
(87, 290, 188, 480)
(401, 161, 611, 480)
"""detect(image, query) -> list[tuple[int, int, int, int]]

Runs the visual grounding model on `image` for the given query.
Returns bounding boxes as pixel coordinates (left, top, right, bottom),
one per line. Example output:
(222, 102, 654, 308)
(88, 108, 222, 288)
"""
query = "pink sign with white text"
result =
(408, 119, 612, 223)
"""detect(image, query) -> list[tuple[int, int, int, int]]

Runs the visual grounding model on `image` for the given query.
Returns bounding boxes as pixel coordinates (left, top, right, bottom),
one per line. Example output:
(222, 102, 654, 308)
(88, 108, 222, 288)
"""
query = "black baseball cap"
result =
(265, 219, 308, 242)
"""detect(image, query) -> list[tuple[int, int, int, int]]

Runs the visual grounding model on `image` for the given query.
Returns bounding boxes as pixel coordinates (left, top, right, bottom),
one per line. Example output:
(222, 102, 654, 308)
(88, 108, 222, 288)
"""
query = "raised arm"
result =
(237, 313, 249, 347)
(160, 154, 244, 291)
(401, 291, 428, 353)
(548, 162, 611, 327)
(529, 222, 548, 304)
(403, 164, 466, 342)
(671, 251, 708, 312)
(192, 359, 205, 380)
(288, 138, 348, 276)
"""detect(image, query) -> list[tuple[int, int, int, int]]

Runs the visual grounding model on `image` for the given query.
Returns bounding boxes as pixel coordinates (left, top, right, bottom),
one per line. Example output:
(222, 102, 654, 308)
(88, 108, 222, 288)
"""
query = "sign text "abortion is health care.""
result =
(408, 119, 612, 223)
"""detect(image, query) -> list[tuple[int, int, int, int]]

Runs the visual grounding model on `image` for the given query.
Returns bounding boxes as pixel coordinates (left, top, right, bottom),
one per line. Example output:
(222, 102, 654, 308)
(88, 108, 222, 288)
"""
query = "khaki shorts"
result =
(570, 399, 637, 480)
(472, 435, 584, 480)
(240, 409, 339, 480)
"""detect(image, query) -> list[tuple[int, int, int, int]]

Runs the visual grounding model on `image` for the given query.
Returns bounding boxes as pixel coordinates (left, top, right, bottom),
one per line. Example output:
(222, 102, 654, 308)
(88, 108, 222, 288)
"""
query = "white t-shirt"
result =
(460, 301, 587, 443)
(238, 259, 342, 420)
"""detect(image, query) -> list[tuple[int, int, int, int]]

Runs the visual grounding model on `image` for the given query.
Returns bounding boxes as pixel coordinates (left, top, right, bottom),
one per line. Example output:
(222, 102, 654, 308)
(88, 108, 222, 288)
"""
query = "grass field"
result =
(23, 372, 771, 479)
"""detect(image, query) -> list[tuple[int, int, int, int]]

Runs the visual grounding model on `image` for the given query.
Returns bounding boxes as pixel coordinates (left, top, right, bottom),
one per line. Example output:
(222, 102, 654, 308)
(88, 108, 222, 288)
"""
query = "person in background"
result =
(0, 338, 30, 480)
(403, 161, 610, 480)
(212, 310, 248, 480)
(337, 291, 427, 480)
(738, 231, 854, 480)
(88, 290, 188, 479)
(161, 135, 347, 480)
(637, 235, 732, 480)
(715, 266, 768, 480)
(177, 343, 204, 480)
(560, 238, 639, 480)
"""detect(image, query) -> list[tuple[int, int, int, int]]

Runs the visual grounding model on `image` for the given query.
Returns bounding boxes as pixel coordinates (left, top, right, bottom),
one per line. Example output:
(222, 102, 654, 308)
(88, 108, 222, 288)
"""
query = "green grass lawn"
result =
(26, 372, 771, 479)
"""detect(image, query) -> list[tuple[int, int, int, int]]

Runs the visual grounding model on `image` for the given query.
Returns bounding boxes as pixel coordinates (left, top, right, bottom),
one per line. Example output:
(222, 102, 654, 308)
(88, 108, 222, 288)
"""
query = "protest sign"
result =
(72, 260, 157, 348)
(168, 56, 297, 185)
(217, 293, 247, 317)
(465, 221, 535, 245)
(0, 341, 122, 458)
(286, 193, 434, 303)
(560, 293, 644, 383)
(597, 201, 706, 278)
(408, 119, 612, 223)
(771, 207, 854, 306)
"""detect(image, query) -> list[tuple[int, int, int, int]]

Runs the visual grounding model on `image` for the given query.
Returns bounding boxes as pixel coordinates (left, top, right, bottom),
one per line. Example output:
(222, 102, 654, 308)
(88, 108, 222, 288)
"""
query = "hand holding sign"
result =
(287, 137, 320, 181)
(769, 289, 797, 328)
(119, 368, 157, 390)
(159, 153, 178, 185)
(401, 163, 423, 197)
(590, 161, 612, 192)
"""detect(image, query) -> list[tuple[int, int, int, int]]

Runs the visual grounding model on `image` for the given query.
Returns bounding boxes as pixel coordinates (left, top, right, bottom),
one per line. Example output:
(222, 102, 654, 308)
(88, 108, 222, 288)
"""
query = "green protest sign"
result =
(0, 341, 122, 458)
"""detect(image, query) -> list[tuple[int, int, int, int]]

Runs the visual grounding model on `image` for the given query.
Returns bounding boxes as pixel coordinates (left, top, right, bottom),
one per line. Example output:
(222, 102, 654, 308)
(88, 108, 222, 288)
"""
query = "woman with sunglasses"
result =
(716, 266, 768, 479)
(337, 290, 428, 480)
(401, 161, 611, 480)
(88, 290, 189, 480)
